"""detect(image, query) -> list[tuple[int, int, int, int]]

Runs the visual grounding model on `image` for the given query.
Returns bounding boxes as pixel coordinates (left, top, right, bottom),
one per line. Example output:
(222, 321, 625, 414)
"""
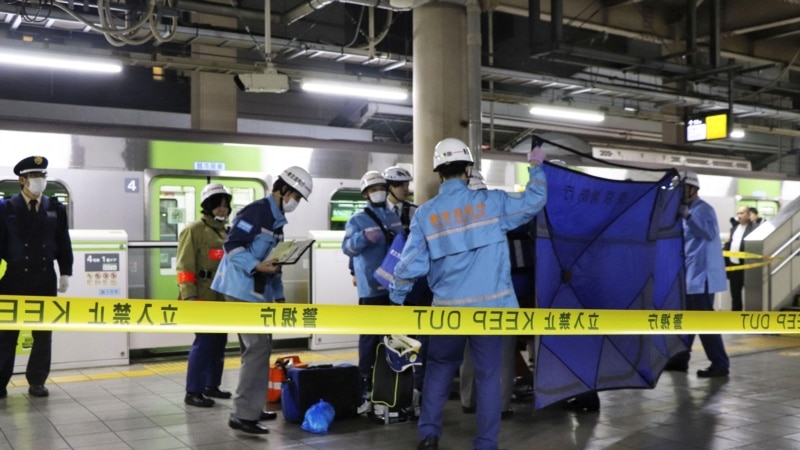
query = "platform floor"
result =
(3, 334, 800, 449)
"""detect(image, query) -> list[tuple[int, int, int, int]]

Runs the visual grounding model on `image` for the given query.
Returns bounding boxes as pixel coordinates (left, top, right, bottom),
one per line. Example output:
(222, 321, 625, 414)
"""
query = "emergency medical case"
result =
(370, 343, 415, 424)
(281, 364, 361, 423)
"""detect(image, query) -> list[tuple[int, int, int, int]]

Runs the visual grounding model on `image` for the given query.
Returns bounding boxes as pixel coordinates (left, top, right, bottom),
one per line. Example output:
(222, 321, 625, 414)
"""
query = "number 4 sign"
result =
(124, 178, 139, 193)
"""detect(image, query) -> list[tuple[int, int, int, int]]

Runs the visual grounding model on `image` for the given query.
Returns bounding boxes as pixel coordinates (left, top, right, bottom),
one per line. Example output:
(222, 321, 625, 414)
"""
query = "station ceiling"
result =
(1, 0, 800, 172)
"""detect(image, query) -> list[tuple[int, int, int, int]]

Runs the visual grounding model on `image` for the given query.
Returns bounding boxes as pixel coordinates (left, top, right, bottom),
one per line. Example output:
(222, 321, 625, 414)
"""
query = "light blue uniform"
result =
(210, 195, 287, 423)
(390, 165, 546, 450)
(683, 197, 727, 295)
(342, 205, 404, 299)
(211, 196, 286, 303)
(342, 204, 404, 382)
(672, 195, 730, 373)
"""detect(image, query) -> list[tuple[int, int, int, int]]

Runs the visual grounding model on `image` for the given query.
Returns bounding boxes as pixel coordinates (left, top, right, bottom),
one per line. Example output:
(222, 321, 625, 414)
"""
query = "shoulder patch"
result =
(235, 219, 254, 233)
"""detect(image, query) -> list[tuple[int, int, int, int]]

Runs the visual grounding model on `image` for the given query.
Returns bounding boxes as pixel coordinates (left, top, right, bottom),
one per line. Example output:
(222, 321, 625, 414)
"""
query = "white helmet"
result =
(278, 166, 313, 200)
(433, 138, 473, 171)
(200, 183, 232, 207)
(360, 171, 386, 193)
(382, 166, 413, 182)
(467, 170, 487, 190)
(683, 171, 700, 188)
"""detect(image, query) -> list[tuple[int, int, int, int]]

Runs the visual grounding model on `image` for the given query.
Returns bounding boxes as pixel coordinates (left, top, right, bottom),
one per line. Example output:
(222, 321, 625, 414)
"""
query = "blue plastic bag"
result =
(301, 400, 336, 434)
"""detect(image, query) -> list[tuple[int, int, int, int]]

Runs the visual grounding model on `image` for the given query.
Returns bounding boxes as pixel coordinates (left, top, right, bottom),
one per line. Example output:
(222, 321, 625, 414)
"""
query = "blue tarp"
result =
(534, 163, 688, 409)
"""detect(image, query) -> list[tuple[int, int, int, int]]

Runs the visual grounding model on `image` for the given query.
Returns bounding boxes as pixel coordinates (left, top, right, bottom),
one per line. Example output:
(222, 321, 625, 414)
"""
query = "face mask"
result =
(27, 178, 46, 196)
(369, 191, 387, 204)
(282, 197, 299, 213)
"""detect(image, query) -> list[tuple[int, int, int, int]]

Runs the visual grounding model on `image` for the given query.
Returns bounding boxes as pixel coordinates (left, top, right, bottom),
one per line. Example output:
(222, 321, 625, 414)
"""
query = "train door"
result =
(147, 175, 264, 300)
(134, 174, 265, 352)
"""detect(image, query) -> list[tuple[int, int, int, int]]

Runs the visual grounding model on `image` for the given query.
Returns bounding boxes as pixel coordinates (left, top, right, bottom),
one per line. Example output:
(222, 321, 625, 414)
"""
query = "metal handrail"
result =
(128, 241, 178, 249)
(771, 242, 800, 276)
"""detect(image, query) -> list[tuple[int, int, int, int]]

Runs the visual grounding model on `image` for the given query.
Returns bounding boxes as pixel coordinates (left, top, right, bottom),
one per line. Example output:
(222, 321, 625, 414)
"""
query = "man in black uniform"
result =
(0, 156, 73, 398)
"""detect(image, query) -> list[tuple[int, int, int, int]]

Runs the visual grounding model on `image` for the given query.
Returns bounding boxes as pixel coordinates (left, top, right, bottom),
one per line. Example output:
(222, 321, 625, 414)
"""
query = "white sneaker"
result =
(412, 389, 421, 417)
(357, 398, 372, 415)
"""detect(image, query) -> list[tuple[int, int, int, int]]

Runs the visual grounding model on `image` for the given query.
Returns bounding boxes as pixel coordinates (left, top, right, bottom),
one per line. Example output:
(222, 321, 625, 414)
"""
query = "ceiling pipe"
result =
(467, 0, 482, 166)
(282, 0, 401, 26)
(177, 0, 281, 24)
(686, 0, 696, 67)
(709, 0, 720, 68)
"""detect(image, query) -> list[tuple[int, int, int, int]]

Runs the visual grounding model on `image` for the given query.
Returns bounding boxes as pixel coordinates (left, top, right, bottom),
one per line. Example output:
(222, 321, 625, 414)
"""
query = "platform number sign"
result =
(125, 178, 139, 193)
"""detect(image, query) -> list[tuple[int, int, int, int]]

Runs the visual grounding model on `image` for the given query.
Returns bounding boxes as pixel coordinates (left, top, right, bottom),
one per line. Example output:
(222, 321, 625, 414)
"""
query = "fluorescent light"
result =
(301, 79, 408, 101)
(529, 104, 605, 123)
(0, 49, 122, 74)
(730, 128, 745, 138)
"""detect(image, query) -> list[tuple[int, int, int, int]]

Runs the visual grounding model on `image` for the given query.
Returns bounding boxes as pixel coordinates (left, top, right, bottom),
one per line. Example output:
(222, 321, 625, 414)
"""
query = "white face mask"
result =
(283, 197, 299, 213)
(27, 178, 47, 197)
(369, 191, 387, 204)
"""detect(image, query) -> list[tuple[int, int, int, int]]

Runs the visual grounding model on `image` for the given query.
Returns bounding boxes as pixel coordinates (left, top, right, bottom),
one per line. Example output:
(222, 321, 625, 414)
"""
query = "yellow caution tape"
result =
(722, 250, 775, 272)
(1, 295, 799, 335)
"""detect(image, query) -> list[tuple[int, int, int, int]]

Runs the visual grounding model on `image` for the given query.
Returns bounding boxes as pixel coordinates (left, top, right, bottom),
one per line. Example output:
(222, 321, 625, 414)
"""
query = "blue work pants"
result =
(358, 295, 391, 384)
(185, 332, 228, 393)
(419, 334, 503, 450)
(673, 291, 730, 370)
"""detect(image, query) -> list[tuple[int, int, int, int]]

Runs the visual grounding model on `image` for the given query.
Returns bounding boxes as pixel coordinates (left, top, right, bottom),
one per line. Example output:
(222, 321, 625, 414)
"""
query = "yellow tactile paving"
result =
(9, 350, 358, 387)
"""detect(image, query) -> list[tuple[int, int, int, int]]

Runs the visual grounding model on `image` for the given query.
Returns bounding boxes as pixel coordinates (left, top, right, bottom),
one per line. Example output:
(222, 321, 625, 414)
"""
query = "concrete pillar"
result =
(191, 72, 238, 131)
(412, 2, 468, 204)
(190, 4, 238, 132)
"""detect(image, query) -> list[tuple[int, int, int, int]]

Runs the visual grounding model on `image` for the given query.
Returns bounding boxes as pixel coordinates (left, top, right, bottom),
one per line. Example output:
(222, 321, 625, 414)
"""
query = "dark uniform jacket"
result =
(0, 193, 73, 296)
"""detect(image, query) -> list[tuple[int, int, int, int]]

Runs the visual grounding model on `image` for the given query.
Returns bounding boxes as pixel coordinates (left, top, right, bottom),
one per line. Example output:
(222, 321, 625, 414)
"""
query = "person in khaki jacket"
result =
(177, 183, 232, 407)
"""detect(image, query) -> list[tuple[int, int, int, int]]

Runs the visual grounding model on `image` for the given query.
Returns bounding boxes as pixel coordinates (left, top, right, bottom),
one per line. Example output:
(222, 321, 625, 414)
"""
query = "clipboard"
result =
(265, 239, 316, 265)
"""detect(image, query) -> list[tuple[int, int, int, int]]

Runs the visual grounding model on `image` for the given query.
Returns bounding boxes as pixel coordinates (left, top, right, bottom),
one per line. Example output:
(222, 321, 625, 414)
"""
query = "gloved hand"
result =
(58, 275, 70, 293)
(528, 146, 546, 164)
(364, 228, 383, 243)
(678, 205, 690, 219)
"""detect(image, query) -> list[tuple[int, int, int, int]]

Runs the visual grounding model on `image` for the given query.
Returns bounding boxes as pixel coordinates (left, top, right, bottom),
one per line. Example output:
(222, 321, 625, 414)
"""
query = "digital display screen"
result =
(686, 111, 729, 142)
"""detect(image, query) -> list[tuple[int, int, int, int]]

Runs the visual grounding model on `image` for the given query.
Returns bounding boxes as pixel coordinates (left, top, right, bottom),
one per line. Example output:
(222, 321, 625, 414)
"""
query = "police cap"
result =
(14, 156, 48, 176)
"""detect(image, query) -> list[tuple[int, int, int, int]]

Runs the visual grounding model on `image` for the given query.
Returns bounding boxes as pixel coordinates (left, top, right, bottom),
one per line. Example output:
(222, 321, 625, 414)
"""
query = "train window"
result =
(158, 186, 196, 274)
(230, 187, 255, 218)
(0, 180, 72, 226)
(329, 189, 367, 231)
(738, 199, 779, 222)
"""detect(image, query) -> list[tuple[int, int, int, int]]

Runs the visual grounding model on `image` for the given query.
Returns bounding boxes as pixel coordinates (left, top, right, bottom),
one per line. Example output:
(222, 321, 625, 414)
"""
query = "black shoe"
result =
(203, 386, 232, 399)
(28, 385, 49, 397)
(228, 416, 269, 434)
(697, 367, 729, 378)
(260, 410, 278, 421)
(417, 435, 438, 450)
(184, 392, 215, 407)
(501, 409, 514, 420)
(663, 362, 688, 372)
(462, 405, 476, 414)
(0, 388, 6, 399)
(562, 394, 599, 412)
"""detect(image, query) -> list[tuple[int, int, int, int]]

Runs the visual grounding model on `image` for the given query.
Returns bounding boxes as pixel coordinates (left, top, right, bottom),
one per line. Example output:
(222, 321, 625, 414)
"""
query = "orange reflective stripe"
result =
(177, 271, 196, 284)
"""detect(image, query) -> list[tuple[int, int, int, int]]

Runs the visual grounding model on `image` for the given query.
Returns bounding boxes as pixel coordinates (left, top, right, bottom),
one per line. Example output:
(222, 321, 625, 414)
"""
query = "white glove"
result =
(58, 275, 70, 293)
(364, 228, 383, 243)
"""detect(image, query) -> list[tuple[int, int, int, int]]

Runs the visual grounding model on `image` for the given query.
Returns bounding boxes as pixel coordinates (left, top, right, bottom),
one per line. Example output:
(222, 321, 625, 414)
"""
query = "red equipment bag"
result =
(268, 355, 306, 403)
